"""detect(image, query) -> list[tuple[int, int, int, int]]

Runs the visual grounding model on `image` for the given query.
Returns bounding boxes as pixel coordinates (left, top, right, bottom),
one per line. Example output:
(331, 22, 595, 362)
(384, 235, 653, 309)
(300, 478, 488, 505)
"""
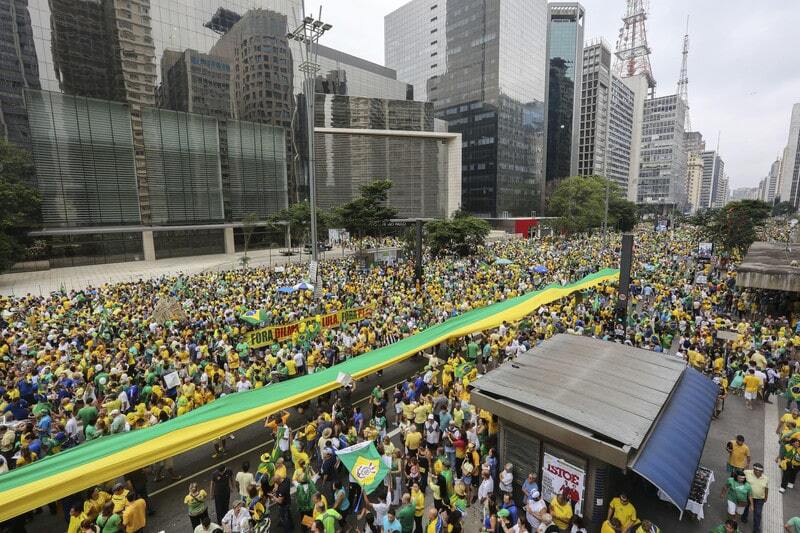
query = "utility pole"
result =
(288, 3, 332, 276)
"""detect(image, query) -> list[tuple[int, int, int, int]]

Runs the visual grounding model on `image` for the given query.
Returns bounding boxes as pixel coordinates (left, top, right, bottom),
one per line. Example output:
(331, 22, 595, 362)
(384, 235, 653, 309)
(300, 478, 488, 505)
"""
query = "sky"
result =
(308, 0, 800, 190)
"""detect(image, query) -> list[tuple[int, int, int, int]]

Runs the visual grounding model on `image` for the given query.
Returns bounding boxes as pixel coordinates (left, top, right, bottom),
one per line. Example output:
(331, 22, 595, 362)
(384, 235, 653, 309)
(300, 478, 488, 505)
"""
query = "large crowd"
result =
(1, 225, 800, 533)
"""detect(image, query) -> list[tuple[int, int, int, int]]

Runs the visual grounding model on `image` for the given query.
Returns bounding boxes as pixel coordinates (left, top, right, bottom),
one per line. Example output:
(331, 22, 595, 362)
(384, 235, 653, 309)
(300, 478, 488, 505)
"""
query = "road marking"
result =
(762, 399, 782, 532)
(150, 375, 411, 496)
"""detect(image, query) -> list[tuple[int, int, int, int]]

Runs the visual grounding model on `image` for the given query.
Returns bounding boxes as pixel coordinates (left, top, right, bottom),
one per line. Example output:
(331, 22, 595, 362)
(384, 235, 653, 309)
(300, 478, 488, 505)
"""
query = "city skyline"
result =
(312, 0, 800, 190)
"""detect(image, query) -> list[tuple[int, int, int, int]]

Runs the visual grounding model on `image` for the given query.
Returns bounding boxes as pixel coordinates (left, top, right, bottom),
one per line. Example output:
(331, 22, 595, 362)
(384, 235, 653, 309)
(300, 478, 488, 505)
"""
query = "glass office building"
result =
(545, 3, 584, 199)
(386, 0, 547, 218)
(314, 94, 454, 219)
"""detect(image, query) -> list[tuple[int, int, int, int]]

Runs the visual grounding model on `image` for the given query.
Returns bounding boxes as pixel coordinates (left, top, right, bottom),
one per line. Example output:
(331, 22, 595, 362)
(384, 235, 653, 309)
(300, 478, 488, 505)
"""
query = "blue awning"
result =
(631, 367, 718, 516)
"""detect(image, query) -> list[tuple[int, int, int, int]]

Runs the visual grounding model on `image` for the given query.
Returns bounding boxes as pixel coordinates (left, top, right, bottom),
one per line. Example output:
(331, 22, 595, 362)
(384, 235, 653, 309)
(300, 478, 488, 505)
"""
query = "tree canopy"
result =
(332, 179, 398, 239)
(0, 140, 41, 272)
(424, 210, 491, 258)
(690, 199, 771, 254)
(772, 200, 796, 217)
(270, 201, 331, 245)
(546, 175, 638, 233)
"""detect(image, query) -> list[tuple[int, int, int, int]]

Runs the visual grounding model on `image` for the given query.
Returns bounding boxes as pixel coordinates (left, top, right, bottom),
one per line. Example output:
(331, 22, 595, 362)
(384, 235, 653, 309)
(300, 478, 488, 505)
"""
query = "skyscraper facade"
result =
(386, 0, 548, 218)
(637, 94, 688, 210)
(314, 94, 458, 219)
(384, 0, 446, 103)
(685, 151, 704, 213)
(577, 39, 633, 190)
(698, 150, 724, 210)
(778, 103, 800, 208)
(545, 3, 584, 196)
(0, 0, 41, 148)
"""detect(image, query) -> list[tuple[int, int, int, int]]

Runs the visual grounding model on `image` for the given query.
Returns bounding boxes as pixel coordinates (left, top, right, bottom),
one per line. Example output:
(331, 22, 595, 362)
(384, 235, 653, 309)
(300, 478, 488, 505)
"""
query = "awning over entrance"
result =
(631, 367, 718, 516)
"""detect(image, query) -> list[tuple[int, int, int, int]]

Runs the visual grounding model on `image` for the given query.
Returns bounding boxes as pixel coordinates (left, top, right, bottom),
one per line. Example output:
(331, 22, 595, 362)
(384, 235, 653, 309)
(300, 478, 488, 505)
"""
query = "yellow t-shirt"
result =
(743, 375, 760, 393)
(550, 497, 573, 529)
(728, 442, 750, 468)
(780, 413, 800, 433)
(608, 497, 637, 530)
(405, 431, 422, 450)
(601, 521, 618, 533)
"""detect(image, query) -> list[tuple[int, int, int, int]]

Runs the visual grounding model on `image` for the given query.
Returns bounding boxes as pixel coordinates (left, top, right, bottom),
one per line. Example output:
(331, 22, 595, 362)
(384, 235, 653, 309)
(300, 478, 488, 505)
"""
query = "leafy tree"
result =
(772, 200, 796, 217)
(270, 201, 331, 247)
(333, 179, 398, 240)
(700, 200, 771, 254)
(424, 211, 491, 257)
(686, 208, 719, 228)
(547, 175, 635, 233)
(0, 140, 40, 272)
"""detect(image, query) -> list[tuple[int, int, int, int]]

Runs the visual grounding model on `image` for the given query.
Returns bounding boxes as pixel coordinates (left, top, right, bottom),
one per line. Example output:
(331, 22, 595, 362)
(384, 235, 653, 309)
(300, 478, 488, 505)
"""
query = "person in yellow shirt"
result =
(742, 369, 761, 409)
(778, 408, 800, 435)
(601, 517, 623, 533)
(607, 493, 637, 531)
(727, 434, 751, 474)
(67, 505, 88, 533)
(550, 492, 573, 530)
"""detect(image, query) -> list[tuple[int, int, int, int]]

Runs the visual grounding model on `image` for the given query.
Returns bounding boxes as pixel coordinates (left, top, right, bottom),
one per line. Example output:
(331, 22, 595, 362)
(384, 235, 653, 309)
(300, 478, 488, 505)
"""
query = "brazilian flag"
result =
(240, 309, 268, 326)
(336, 441, 389, 494)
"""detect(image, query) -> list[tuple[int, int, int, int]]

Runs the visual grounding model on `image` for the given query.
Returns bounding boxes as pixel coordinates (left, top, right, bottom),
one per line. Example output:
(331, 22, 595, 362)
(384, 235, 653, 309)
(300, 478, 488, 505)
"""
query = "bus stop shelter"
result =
(469, 335, 717, 531)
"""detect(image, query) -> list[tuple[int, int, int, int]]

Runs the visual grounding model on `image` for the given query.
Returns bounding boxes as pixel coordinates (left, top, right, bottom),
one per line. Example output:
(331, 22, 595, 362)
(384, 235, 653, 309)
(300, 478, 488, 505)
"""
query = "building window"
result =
(430, 63, 438, 69)
(431, 4, 438, 9)
(430, 28, 437, 34)
(430, 16, 437, 22)
(430, 52, 437, 57)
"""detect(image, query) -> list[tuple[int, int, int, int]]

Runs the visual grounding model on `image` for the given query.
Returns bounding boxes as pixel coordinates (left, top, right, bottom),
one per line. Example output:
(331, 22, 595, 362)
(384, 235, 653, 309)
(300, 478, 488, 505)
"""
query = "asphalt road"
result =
(21, 356, 427, 533)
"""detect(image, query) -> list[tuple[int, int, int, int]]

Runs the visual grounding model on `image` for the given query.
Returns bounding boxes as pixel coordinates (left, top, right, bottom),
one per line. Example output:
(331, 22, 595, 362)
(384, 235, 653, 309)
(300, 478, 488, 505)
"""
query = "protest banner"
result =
(245, 305, 375, 348)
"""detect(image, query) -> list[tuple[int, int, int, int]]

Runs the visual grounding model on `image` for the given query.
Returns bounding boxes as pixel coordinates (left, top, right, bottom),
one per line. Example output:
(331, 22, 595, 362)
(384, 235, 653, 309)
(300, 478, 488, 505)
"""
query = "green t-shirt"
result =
(320, 509, 342, 533)
(396, 503, 416, 533)
(467, 341, 479, 359)
(787, 516, 800, 533)
(77, 405, 98, 427)
(95, 512, 122, 533)
(726, 477, 751, 504)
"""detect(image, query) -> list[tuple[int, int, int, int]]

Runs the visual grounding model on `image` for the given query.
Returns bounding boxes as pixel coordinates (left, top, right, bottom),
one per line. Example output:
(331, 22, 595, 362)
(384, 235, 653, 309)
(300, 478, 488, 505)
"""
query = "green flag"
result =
(270, 425, 285, 463)
(336, 441, 389, 494)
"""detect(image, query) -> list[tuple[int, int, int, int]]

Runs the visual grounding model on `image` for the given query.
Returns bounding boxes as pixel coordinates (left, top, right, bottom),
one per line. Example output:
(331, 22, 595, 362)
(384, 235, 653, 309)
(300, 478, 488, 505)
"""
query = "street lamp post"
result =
(288, 5, 332, 271)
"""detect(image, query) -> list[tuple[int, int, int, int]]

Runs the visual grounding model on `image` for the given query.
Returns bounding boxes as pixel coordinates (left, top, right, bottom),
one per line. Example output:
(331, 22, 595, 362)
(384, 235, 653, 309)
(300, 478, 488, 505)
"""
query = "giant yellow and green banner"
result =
(245, 305, 375, 348)
(0, 269, 617, 521)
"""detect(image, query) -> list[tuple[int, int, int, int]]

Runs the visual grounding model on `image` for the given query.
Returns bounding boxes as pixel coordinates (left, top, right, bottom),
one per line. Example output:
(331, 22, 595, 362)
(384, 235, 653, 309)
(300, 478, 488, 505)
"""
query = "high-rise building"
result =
(729, 187, 758, 201)
(384, 0, 446, 103)
(698, 150, 724, 210)
(685, 152, 704, 212)
(314, 94, 459, 218)
(315, 45, 412, 101)
(157, 49, 231, 119)
(620, 74, 649, 202)
(211, 9, 293, 126)
(0, 0, 41, 148)
(714, 171, 729, 207)
(386, 0, 548, 218)
(778, 103, 800, 208)
(577, 39, 633, 190)
(545, 3, 584, 194)
(637, 94, 688, 210)
(683, 131, 705, 213)
(764, 158, 781, 203)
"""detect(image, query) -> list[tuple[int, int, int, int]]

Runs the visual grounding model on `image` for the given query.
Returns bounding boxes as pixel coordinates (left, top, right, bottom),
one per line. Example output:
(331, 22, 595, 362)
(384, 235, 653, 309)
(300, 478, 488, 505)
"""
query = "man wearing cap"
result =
(424, 413, 440, 451)
(526, 490, 547, 531)
(111, 482, 130, 513)
(742, 463, 768, 532)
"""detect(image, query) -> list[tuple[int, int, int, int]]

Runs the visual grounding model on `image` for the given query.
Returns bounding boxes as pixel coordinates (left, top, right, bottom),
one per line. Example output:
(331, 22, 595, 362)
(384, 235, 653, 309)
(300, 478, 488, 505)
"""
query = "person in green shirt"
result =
(467, 340, 479, 360)
(787, 516, 800, 533)
(317, 506, 341, 533)
(76, 402, 98, 428)
(709, 519, 740, 532)
(721, 471, 752, 522)
(95, 501, 122, 533)
(396, 493, 416, 533)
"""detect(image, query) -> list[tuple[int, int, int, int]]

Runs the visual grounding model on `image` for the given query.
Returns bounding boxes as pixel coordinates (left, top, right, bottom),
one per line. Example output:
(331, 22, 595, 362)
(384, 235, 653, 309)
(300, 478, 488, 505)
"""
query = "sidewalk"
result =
(0, 246, 351, 297)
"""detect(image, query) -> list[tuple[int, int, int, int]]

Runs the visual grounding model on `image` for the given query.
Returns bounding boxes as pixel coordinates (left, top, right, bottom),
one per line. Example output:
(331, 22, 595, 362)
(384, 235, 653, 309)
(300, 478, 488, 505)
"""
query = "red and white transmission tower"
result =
(614, 0, 656, 95)
(677, 15, 692, 131)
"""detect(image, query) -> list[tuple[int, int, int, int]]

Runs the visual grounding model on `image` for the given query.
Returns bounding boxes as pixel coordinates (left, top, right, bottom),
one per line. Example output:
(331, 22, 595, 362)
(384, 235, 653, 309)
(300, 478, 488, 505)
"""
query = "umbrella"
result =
(644, 264, 656, 271)
(293, 282, 314, 291)
(532, 265, 548, 273)
(494, 258, 513, 266)
(277, 286, 295, 294)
